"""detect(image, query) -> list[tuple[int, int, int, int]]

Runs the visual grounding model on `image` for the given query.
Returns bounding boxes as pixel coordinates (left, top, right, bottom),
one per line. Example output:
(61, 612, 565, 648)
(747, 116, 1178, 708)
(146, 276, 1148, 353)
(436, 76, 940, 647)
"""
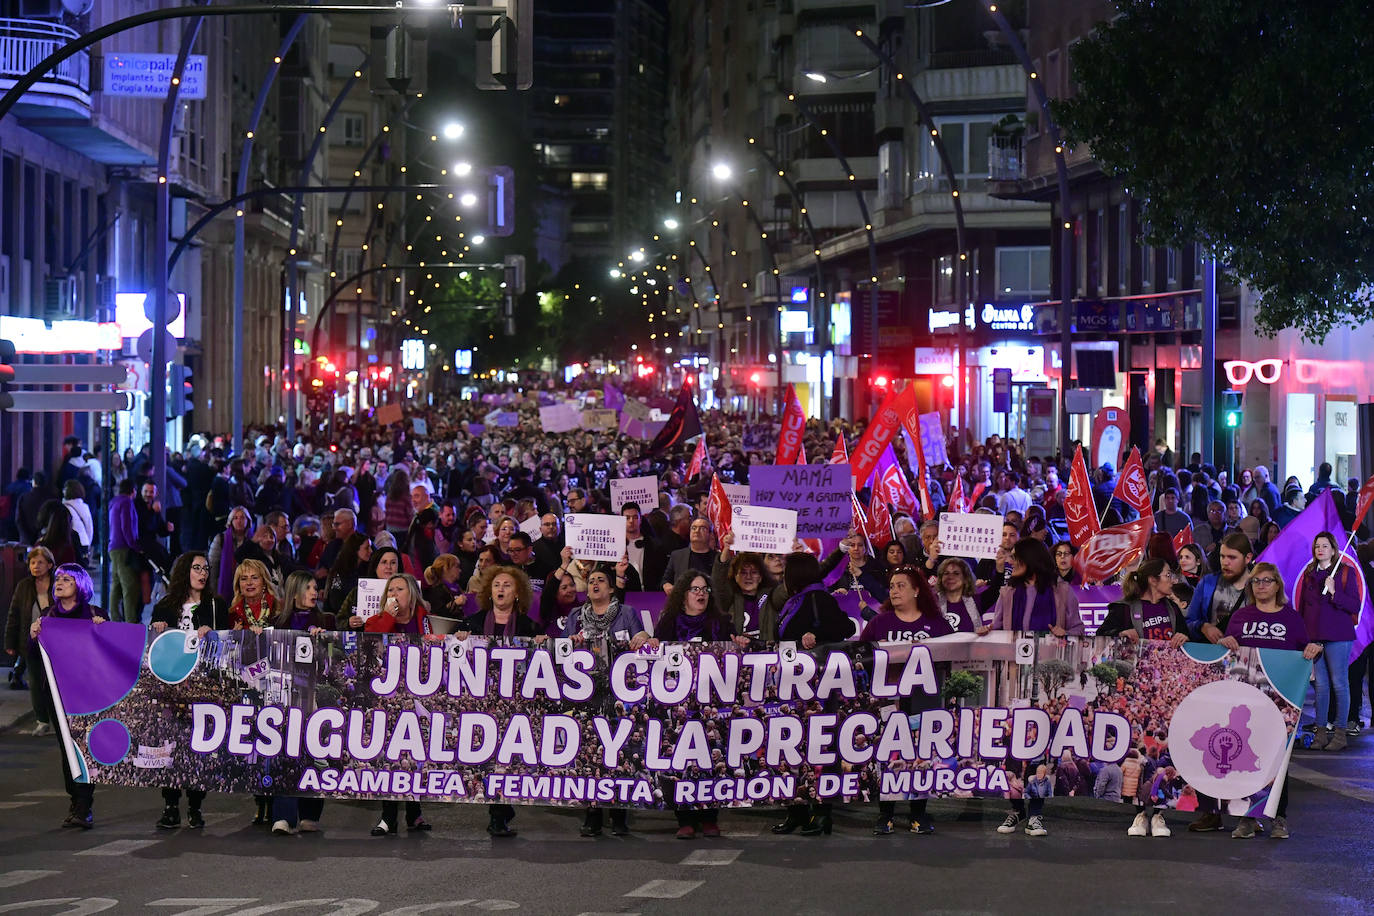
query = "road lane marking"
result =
(1288, 764, 1374, 803)
(0, 801, 39, 809)
(624, 880, 704, 899)
(0, 870, 60, 888)
(680, 849, 741, 866)
(75, 839, 160, 856)
(16, 789, 68, 797)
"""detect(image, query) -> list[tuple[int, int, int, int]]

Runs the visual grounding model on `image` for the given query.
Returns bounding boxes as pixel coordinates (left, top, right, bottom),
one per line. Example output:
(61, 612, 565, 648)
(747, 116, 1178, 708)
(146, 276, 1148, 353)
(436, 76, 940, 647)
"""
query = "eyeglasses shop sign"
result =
(103, 54, 208, 99)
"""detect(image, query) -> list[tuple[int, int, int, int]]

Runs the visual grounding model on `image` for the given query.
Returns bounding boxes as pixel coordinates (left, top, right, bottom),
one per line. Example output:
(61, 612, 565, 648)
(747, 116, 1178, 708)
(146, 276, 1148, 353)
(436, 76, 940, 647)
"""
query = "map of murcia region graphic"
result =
(1188, 705, 1261, 778)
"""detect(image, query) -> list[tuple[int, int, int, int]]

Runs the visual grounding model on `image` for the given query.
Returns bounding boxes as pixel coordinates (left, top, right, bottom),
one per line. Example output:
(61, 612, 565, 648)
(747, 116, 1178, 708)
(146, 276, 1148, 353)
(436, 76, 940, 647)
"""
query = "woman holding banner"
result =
(978, 540, 1085, 638)
(1295, 532, 1361, 752)
(773, 552, 854, 837)
(564, 563, 651, 838)
(29, 563, 106, 829)
(654, 570, 748, 839)
(366, 573, 434, 836)
(459, 564, 541, 838)
(713, 532, 786, 642)
(1223, 562, 1320, 838)
(823, 537, 889, 618)
(934, 558, 983, 633)
(151, 551, 229, 831)
(268, 571, 333, 835)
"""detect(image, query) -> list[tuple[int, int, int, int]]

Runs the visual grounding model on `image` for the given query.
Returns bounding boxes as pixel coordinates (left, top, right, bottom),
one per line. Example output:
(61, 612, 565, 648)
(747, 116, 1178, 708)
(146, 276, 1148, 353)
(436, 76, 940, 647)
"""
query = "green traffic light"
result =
(1224, 411, 1241, 428)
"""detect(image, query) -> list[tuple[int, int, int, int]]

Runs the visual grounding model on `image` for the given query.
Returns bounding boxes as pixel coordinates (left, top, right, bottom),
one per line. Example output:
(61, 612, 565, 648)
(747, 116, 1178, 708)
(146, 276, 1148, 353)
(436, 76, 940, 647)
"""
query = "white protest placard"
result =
(610, 475, 659, 512)
(355, 578, 387, 620)
(519, 514, 543, 540)
(722, 482, 750, 507)
(564, 513, 626, 563)
(539, 404, 580, 433)
(732, 504, 797, 554)
(622, 398, 650, 421)
(938, 512, 1003, 560)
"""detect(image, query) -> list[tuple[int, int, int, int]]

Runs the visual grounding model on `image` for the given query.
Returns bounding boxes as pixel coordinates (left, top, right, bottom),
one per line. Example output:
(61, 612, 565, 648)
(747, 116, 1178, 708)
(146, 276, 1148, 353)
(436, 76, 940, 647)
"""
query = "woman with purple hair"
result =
(28, 563, 106, 829)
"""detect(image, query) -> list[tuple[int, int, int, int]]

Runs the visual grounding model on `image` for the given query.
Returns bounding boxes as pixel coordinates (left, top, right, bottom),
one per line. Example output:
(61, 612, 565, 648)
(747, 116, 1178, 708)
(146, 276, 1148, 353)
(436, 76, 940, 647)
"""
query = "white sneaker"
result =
(31, 723, 54, 737)
(1024, 816, 1048, 837)
(996, 812, 1022, 834)
(1150, 813, 1171, 837)
(298, 819, 319, 833)
(1128, 812, 1149, 836)
(271, 820, 296, 835)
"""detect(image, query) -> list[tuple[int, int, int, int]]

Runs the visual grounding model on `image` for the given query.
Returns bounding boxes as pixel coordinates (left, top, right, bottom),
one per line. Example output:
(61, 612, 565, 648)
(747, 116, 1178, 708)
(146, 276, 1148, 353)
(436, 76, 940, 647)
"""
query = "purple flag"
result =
(603, 382, 625, 411)
(1255, 489, 1373, 656)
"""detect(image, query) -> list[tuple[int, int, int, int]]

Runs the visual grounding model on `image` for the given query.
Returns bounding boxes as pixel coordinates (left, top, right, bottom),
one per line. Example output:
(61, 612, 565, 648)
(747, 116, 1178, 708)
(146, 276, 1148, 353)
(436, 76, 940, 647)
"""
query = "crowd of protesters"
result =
(3, 374, 1371, 841)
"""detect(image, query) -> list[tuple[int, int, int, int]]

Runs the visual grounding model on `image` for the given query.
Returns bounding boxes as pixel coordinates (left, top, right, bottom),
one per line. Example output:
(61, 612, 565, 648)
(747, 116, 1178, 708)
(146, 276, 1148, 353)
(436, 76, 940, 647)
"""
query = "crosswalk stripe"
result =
(1288, 764, 1374, 804)
(680, 848, 742, 866)
(16, 789, 69, 797)
(0, 870, 60, 888)
(624, 880, 704, 899)
(76, 839, 160, 856)
(0, 801, 40, 809)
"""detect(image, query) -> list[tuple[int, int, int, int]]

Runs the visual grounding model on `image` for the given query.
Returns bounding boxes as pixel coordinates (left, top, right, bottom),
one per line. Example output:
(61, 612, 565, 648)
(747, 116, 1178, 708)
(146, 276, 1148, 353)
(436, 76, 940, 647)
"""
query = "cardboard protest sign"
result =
(564, 513, 626, 562)
(749, 464, 852, 539)
(375, 403, 403, 426)
(732, 505, 797, 554)
(938, 512, 1003, 561)
(622, 397, 651, 421)
(355, 578, 387, 620)
(411, 417, 428, 436)
(610, 475, 659, 512)
(580, 408, 618, 431)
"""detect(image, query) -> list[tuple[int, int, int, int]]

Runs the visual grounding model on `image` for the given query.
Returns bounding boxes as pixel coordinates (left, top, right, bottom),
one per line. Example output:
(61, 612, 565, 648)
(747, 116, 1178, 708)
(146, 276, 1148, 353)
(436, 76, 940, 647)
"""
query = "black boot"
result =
(609, 810, 630, 836)
(487, 815, 517, 838)
(156, 805, 181, 829)
(800, 808, 833, 836)
(186, 808, 205, 829)
(579, 809, 603, 837)
(252, 798, 269, 826)
(771, 804, 808, 835)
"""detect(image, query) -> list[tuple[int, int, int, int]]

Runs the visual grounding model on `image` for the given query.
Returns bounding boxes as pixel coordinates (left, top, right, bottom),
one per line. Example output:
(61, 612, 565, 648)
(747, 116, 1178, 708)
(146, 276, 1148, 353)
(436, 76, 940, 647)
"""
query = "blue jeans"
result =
(1315, 640, 1353, 728)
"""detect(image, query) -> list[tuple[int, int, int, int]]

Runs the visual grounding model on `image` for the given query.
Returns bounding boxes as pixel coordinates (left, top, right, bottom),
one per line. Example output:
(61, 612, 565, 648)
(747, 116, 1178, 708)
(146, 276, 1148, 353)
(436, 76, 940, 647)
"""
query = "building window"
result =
(935, 254, 955, 303)
(996, 246, 1051, 299)
(1116, 203, 1130, 294)
(570, 171, 608, 191)
(925, 116, 1002, 188)
(1165, 246, 1179, 287)
(342, 114, 365, 146)
(1140, 244, 1155, 291)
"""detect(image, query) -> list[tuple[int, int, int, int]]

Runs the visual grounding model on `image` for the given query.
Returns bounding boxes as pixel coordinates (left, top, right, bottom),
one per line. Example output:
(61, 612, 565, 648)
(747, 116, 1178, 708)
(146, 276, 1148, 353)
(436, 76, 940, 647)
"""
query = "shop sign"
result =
(979, 301, 1037, 333)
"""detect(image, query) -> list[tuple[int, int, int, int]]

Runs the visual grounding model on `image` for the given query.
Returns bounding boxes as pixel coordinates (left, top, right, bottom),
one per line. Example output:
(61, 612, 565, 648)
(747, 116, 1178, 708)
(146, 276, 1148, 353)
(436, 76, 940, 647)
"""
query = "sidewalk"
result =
(0, 662, 36, 733)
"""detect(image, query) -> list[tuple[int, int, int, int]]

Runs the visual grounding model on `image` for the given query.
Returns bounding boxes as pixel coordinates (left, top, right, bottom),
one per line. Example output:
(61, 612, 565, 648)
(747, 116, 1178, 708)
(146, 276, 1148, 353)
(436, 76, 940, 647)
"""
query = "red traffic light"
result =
(873, 374, 889, 388)
(749, 371, 762, 385)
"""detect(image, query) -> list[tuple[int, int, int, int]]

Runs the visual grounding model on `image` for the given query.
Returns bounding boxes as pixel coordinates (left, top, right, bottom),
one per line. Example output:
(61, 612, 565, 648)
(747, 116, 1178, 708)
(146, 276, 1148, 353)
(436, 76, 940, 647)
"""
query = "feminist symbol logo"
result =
(1207, 726, 1243, 774)
(1189, 705, 1261, 779)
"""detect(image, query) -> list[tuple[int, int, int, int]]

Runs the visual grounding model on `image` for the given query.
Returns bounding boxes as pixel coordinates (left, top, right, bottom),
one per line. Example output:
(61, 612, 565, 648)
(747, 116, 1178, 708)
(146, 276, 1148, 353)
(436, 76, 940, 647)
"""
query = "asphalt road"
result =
(1, 726, 1372, 916)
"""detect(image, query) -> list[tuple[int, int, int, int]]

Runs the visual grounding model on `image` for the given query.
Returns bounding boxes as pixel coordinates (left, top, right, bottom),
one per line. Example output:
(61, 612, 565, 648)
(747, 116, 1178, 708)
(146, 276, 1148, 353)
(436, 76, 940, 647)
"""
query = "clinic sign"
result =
(103, 54, 208, 99)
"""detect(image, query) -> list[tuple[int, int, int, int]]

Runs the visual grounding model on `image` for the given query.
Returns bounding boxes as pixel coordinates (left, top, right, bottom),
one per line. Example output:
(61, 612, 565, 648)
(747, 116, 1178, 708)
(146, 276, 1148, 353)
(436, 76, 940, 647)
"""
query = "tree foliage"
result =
(1032, 659, 1075, 698)
(1055, 0, 1374, 341)
(942, 669, 985, 706)
(1089, 662, 1120, 694)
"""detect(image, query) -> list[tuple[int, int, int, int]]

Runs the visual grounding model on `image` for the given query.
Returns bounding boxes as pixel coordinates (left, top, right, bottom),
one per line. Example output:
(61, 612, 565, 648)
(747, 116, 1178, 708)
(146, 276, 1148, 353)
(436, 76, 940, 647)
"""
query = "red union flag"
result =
(1172, 522, 1195, 553)
(685, 435, 709, 482)
(866, 493, 894, 544)
(1356, 473, 1374, 531)
(775, 384, 806, 465)
(873, 445, 918, 517)
(830, 431, 849, 464)
(1073, 516, 1153, 585)
(850, 385, 908, 488)
(707, 475, 732, 537)
(1112, 446, 1153, 518)
(950, 476, 967, 513)
(1065, 444, 1101, 545)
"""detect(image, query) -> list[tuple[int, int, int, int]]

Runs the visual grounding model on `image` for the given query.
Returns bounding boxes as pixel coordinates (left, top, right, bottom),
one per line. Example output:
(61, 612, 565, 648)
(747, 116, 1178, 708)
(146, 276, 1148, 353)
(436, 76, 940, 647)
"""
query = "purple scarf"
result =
(216, 530, 243, 598)
(777, 583, 828, 637)
(482, 609, 517, 637)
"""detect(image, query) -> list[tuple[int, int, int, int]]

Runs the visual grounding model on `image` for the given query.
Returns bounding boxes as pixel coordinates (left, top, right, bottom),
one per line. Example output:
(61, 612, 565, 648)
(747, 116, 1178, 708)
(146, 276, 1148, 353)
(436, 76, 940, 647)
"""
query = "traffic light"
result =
(870, 372, 890, 390)
(476, 0, 533, 90)
(0, 338, 14, 412)
(170, 363, 193, 418)
(1222, 390, 1243, 428)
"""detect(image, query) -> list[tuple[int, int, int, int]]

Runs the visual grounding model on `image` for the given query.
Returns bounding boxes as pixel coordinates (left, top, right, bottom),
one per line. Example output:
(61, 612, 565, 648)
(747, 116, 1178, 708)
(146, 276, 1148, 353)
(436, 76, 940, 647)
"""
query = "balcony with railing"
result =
(988, 134, 1025, 181)
(0, 18, 91, 119)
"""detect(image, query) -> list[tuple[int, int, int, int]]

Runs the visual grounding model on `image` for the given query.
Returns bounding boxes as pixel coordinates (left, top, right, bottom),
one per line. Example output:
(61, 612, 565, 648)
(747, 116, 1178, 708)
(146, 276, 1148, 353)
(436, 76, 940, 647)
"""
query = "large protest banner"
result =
(41, 620, 1308, 817)
(749, 464, 852, 539)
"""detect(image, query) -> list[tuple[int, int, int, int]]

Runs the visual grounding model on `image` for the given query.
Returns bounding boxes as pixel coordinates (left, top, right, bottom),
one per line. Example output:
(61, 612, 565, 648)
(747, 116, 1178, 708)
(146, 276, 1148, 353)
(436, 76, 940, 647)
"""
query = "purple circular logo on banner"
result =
(88, 719, 131, 767)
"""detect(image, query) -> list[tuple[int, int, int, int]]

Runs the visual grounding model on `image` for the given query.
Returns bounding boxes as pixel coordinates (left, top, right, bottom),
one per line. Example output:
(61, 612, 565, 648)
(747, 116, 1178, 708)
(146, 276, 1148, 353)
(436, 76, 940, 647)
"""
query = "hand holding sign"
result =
(564, 513, 627, 563)
(732, 505, 797, 555)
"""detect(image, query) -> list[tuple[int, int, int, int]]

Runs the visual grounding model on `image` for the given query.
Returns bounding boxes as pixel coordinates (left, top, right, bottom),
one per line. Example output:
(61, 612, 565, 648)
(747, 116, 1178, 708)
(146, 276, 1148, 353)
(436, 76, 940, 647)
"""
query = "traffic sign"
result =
(5, 391, 132, 412)
(10, 364, 129, 385)
(136, 328, 178, 364)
